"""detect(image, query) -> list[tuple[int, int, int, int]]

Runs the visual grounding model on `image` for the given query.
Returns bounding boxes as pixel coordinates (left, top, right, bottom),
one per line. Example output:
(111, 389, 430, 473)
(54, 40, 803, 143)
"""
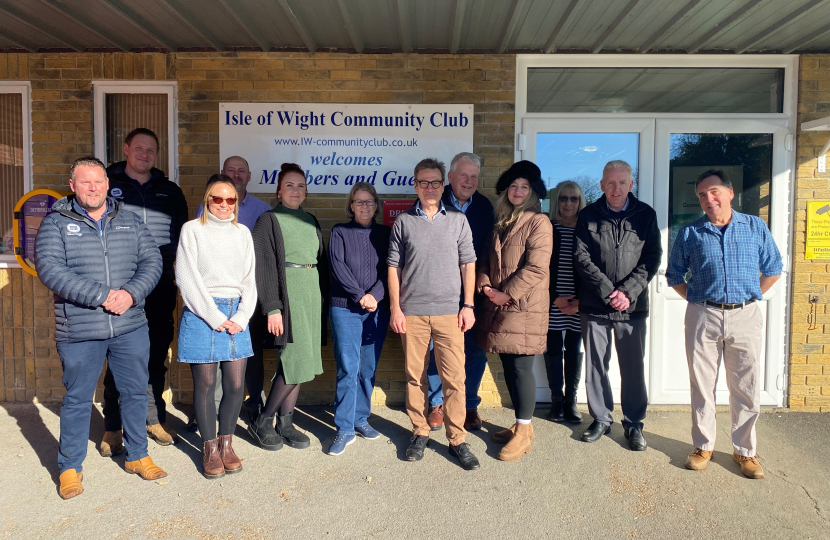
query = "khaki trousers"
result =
(402, 315, 467, 445)
(684, 302, 764, 457)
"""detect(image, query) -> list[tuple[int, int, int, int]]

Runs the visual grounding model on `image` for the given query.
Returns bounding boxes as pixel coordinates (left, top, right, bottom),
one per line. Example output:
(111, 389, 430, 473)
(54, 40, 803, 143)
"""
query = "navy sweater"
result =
(328, 220, 391, 310)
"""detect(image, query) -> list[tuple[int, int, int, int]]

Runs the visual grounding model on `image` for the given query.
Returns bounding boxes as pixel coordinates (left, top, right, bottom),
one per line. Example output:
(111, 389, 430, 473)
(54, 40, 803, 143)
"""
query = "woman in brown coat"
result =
(477, 160, 553, 461)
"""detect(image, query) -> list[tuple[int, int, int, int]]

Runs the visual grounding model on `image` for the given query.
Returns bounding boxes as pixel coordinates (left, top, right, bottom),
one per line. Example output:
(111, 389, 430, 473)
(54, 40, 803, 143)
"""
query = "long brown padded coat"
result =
(476, 208, 553, 355)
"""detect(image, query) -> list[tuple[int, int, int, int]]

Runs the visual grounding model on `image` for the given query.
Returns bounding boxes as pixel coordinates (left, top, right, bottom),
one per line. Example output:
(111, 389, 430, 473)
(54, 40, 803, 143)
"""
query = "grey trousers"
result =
(581, 314, 648, 431)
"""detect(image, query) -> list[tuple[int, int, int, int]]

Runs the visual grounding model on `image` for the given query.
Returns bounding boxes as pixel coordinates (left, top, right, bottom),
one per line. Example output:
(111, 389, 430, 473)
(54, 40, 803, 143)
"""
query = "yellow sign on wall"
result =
(806, 201, 830, 260)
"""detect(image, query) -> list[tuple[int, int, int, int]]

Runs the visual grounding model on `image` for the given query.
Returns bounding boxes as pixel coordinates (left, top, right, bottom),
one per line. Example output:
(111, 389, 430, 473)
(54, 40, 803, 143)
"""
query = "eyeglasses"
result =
(415, 180, 444, 189)
(559, 196, 580, 203)
(210, 196, 237, 205)
(352, 200, 376, 207)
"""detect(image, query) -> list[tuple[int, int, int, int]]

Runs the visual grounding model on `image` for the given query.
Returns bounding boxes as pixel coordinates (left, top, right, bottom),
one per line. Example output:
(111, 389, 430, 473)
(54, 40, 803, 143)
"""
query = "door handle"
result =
(656, 269, 665, 293)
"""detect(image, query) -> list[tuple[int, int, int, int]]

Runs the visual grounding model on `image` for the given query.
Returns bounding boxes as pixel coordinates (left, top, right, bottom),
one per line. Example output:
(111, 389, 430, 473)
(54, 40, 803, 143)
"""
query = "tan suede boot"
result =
(99, 430, 124, 457)
(497, 422, 533, 461)
(125, 456, 168, 480)
(733, 453, 765, 479)
(147, 423, 174, 446)
(685, 448, 713, 471)
(491, 422, 535, 444)
(58, 469, 83, 500)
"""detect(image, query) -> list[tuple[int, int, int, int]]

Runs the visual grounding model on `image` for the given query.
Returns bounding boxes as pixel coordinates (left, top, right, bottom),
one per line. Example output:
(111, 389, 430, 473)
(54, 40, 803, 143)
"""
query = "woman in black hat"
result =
(476, 160, 552, 461)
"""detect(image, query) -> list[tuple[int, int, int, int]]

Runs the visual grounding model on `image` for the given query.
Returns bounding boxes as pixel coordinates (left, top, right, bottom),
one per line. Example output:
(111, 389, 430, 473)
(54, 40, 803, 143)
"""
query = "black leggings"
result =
(499, 353, 537, 421)
(190, 359, 247, 442)
(545, 329, 583, 400)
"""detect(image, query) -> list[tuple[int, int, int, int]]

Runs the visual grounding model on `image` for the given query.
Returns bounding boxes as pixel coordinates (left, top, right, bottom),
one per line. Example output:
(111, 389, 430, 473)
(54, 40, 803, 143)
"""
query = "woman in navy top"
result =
(327, 182, 391, 456)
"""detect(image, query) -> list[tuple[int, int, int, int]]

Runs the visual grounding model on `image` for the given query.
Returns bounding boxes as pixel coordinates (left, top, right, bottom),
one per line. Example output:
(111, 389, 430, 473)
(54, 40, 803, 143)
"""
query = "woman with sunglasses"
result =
(326, 182, 391, 456)
(477, 161, 552, 461)
(545, 181, 587, 424)
(175, 174, 256, 479)
(249, 163, 329, 451)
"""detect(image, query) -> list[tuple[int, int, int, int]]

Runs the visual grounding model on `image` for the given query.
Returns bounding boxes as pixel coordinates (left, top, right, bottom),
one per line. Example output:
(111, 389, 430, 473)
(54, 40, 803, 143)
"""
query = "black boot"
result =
(277, 413, 311, 449)
(547, 399, 564, 422)
(563, 352, 584, 423)
(563, 400, 582, 423)
(247, 413, 283, 451)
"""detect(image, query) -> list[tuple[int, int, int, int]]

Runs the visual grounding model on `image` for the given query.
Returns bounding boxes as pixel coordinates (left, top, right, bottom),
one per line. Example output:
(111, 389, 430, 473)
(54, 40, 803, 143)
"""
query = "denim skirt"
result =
(177, 297, 253, 363)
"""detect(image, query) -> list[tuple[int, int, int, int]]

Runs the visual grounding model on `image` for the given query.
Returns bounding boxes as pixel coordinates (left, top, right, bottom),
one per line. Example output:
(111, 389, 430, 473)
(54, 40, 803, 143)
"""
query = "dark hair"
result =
(70, 157, 106, 180)
(124, 128, 160, 150)
(276, 163, 306, 194)
(695, 169, 732, 190)
(206, 173, 233, 186)
(413, 158, 445, 182)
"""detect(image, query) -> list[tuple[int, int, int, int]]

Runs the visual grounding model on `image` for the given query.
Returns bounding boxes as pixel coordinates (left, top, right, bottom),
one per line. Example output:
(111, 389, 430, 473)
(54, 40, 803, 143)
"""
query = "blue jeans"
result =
(330, 305, 390, 435)
(427, 330, 488, 409)
(56, 326, 150, 473)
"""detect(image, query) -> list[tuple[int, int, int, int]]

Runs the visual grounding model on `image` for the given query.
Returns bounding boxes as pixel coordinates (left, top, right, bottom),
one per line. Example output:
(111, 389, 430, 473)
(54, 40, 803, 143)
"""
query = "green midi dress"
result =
(272, 205, 323, 384)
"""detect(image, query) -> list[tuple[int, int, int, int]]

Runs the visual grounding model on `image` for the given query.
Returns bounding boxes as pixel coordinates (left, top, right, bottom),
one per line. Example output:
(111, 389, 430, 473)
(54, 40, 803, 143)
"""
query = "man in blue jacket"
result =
(101, 128, 189, 452)
(35, 157, 167, 500)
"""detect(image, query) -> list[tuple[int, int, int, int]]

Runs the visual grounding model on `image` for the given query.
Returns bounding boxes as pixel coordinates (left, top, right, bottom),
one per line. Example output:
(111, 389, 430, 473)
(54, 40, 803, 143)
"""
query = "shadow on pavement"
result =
(293, 406, 336, 451)
(1, 402, 61, 482)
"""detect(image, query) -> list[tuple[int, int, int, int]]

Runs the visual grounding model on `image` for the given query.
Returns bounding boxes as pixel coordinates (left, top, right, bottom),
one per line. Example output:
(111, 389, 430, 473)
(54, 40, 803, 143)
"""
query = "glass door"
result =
(651, 118, 791, 406)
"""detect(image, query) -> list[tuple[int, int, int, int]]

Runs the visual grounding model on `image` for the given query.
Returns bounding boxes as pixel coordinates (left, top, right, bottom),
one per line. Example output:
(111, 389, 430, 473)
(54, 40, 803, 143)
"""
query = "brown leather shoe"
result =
(427, 405, 443, 431)
(733, 453, 765, 479)
(99, 430, 124, 457)
(685, 448, 714, 470)
(202, 439, 225, 479)
(58, 469, 83, 500)
(464, 409, 482, 431)
(492, 422, 535, 444)
(125, 456, 168, 480)
(218, 434, 243, 474)
(147, 423, 174, 446)
(498, 422, 532, 461)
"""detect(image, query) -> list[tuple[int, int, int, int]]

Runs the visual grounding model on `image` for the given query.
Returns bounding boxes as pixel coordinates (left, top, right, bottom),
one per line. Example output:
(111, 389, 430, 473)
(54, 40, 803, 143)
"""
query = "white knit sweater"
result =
(175, 212, 257, 330)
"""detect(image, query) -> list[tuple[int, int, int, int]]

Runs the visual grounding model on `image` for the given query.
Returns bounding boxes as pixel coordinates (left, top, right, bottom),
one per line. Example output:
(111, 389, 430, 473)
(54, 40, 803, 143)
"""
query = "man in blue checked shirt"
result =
(667, 169, 782, 481)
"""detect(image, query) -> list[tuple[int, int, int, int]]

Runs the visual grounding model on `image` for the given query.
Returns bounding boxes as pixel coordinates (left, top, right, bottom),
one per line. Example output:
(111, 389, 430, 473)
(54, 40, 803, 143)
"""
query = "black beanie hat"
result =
(495, 160, 546, 200)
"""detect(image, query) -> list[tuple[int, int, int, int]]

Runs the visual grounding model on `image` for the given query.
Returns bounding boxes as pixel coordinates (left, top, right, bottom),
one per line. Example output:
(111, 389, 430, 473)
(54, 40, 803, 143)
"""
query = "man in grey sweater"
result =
(388, 158, 480, 471)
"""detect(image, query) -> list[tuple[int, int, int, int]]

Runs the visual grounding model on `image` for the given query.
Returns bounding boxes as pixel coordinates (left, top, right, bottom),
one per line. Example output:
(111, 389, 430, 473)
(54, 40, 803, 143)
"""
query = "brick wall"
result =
(790, 54, 830, 411)
(0, 51, 515, 407)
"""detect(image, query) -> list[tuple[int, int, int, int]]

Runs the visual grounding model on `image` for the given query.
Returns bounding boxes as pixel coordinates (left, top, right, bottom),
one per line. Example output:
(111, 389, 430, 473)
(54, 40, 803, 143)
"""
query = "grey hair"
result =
(549, 181, 587, 221)
(602, 160, 633, 180)
(345, 182, 380, 219)
(70, 157, 107, 181)
(449, 152, 481, 174)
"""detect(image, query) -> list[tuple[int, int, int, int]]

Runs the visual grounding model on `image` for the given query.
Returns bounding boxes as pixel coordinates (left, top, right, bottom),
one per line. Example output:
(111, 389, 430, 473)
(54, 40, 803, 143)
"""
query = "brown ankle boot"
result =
(218, 434, 243, 474)
(497, 422, 533, 461)
(58, 469, 84, 500)
(99, 430, 124, 457)
(202, 439, 225, 479)
(491, 422, 535, 444)
(125, 456, 168, 480)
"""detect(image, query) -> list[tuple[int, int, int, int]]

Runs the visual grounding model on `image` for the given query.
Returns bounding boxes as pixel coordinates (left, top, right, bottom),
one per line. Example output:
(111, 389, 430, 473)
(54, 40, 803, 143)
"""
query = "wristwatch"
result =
(461, 304, 475, 310)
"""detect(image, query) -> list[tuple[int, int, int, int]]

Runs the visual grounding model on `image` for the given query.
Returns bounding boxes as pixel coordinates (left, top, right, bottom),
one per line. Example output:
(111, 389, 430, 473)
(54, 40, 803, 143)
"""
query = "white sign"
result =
(219, 103, 474, 194)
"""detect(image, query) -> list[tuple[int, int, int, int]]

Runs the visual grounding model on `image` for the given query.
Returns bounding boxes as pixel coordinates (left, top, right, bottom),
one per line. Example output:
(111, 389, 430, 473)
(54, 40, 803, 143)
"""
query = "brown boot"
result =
(147, 423, 174, 446)
(685, 448, 714, 471)
(491, 422, 535, 444)
(497, 422, 533, 461)
(125, 456, 168, 480)
(218, 434, 243, 474)
(58, 469, 83, 500)
(733, 453, 765, 479)
(202, 439, 225, 479)
(99, 430, 124, 457)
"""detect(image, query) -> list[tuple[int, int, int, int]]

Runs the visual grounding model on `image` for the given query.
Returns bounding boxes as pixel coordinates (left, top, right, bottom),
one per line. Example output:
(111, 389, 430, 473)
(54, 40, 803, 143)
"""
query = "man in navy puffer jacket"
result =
(36, 157, 167, 499)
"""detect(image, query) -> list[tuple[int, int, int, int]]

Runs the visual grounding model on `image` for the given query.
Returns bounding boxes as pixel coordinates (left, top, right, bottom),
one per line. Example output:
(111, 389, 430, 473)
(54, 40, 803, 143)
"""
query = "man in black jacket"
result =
(573, 160, 661, 451)
(36, 157, 167, 499)
(101, 128, 189, 453)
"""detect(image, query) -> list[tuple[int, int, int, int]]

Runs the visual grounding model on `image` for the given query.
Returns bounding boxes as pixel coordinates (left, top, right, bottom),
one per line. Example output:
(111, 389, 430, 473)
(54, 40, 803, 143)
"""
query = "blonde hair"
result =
(603, 160, 632, 179)
(495, 186, 540, 232)
(200, 175, 239, 226)
(345, 182, 380, 219)
(549, 181, 587, 221)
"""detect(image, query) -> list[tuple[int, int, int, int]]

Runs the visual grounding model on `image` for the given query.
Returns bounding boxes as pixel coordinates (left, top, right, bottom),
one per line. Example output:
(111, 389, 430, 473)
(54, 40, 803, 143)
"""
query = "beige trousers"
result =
(684, 302, 764, 457)
(401, 315, 467, 446)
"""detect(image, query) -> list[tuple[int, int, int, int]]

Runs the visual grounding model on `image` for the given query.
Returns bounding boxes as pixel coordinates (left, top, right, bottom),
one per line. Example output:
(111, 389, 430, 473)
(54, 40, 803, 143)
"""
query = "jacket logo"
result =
(111, 188, 123, 197)
(155, 193, 168, 197)
(67, 223, 82, 236)
(115, 226, 130, 230)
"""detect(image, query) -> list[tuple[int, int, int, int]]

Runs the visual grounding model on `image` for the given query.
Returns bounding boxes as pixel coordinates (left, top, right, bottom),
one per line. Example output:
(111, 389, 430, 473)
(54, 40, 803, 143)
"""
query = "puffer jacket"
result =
(573, 194, 662, 321)
(106, 161, 188, 277)
(35, 195, 162, 343)
(476, 208, 553, 355)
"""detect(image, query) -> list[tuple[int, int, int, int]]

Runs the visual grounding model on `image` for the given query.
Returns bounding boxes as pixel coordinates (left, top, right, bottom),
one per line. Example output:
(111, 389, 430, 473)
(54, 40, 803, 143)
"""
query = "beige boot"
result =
(58, 469, 84, 500)
(497, 422, 533, 461)
(733, 453, 765, 479)
(147, 423, 174, 446)
(491, 422, 535, 444)
(125, 456, 168, 480)
(685, 448, 713, 471)
(99, 430, 124, 457)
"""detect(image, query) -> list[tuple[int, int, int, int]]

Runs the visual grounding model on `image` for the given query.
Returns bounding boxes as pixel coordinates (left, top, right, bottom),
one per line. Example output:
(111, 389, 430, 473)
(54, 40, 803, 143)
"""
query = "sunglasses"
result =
(559, 196, 580, 203)
(210, 196, 238, 205)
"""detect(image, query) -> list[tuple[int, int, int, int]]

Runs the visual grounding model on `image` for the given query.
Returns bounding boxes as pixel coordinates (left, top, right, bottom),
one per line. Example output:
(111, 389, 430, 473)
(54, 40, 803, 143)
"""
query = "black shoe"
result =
(277, 413, 311, 449)
(243, 400, 261, 425)
(405, 435, 429, 461)
(547, 400, 564, 422)
(581, 420, 611, 443)
(563, 400, 582, 424)
(247, 414, 283, 451)
(449, 443, 480, 470)
(625, 427, 647, 451)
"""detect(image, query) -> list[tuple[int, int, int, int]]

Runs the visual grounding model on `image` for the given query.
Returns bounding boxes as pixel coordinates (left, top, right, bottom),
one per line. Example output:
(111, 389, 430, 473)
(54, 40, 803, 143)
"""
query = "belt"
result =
(704, 299, 755, 310)
(285, 262, 316, 268)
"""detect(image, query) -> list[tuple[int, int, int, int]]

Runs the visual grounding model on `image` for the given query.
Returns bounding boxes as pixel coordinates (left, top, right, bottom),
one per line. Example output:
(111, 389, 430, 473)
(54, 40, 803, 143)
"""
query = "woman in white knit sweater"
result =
(175, 175, 257, 479)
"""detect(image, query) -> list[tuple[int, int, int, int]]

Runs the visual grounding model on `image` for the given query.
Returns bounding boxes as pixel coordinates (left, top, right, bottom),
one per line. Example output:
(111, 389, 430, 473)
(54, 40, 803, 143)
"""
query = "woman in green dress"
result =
(249, 163, 329, 450)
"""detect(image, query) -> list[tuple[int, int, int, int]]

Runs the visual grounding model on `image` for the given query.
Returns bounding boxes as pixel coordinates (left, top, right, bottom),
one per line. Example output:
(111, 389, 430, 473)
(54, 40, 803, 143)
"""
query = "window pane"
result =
(528, 68, 784, 114)
(105, 94, 168, 175)
(0, 93, 24, 255)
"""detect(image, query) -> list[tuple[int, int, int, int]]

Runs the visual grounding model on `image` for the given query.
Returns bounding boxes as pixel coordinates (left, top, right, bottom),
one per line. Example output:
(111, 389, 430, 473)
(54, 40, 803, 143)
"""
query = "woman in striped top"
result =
(545, 181, 587, 424)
